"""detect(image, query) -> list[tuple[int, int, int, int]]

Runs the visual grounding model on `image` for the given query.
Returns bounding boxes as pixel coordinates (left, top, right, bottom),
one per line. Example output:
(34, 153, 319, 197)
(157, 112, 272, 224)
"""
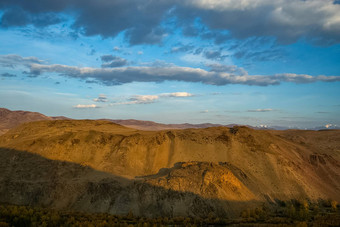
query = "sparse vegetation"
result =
(0, 200, 339, 226)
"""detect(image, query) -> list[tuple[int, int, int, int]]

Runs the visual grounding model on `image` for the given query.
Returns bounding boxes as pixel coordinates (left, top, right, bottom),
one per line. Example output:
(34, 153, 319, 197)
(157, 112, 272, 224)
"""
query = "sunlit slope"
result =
(0, 120, 339, 203)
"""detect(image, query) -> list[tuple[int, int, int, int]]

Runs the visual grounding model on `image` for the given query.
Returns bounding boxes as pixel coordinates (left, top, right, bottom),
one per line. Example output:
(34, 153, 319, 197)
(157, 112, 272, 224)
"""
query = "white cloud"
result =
(161, 92, 193, 97)
(74, 104, 99, 109)
(114, 95, 159, 105)
(248, 108, 274, 112)
(112, 92, 194, 105)
(137, 51, 144, 55)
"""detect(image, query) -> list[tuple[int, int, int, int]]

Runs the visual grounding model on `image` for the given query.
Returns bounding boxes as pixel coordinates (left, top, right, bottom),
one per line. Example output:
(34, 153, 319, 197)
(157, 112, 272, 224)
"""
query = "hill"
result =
(0, 120, 339, 218)
(0, 108, 67, 135)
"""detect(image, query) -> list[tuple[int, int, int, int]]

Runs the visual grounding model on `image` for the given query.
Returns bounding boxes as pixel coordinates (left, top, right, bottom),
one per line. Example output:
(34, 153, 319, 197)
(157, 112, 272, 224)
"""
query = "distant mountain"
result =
(0, 108, 251, 134)
(104, 119, 225, 131)
(1, 107, 336, 134)
(0, 108, 68, 135)
(312, 124, 340, 131)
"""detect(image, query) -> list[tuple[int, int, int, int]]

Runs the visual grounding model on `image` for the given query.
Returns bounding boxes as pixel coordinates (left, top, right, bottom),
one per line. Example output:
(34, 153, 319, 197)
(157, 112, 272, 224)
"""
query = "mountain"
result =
(0, 108, 247, 133)
(312, 124, 340, 130)
(0, 119, 339, 218)
(0, 108, 67, 135)
(104, 119, 227, 131)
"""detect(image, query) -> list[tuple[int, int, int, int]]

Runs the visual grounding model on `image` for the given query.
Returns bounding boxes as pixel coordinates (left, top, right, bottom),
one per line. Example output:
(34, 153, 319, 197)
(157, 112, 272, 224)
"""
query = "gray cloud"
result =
(1, 72, 16, 77)
(234, 49, 285, 62)
(100, 55, 128, 68)
(28, 63, 340, 86)
(0, 7, 62, 28)
(206, 64, 247, 75)
(1, 0, 340, 45)
(0, 54, 44, 68)
(171, 43, 195, 53)
(204, 49, 228, 60)
(316, 111, 330, 114)
(177, 0, 340, 44)
(2, 54, 340, 86)
(93, 94, 108, 102)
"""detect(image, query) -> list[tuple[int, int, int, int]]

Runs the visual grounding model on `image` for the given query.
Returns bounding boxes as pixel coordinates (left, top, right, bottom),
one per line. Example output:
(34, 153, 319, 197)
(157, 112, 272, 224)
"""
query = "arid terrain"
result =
(0, 108, 254, 134)
(0, 109, 339, 220)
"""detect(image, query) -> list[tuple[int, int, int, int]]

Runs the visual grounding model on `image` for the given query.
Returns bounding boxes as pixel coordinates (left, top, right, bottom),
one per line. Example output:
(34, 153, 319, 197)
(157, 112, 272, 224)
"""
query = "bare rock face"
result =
(0, 120, 340, 218)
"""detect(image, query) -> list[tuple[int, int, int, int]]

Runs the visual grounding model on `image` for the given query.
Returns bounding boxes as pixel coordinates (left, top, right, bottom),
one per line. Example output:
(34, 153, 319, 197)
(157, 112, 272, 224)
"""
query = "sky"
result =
(0, 0, 339, 128)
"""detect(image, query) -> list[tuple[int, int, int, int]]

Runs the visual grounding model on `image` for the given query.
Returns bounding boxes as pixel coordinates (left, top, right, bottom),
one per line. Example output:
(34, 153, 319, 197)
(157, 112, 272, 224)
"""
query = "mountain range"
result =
(0, 108, 338, 135)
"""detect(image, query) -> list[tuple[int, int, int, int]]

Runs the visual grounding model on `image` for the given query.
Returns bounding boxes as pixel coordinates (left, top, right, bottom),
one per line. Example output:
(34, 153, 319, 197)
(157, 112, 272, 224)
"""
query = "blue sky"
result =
(0, 0, 339, 128)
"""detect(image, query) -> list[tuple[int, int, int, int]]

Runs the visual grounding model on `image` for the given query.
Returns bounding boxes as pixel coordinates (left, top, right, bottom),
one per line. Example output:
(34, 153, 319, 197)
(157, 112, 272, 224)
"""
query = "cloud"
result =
(161, 92, 193, 97)
(2, 54, 340, 86)
(93, 94, 108, 102)
(234, 49, 285, 62)
(0, 7, 62, 28)
(171, 43, 195, 53)
(247, 108, 274, 112)
(1, 72, 16, 77)
(88, 49, 96, 56)
(177, 0, 340, 44)
(207, 64, 247, 75)
(204, 50, 228, 61)
(114, 95, 159, 105)
(100, 55, 128, 68)
(74, 104, 99, 109)
(1, 0, 340, 45)
(0, 54, 44, 68)
(113, 92, 193, 105)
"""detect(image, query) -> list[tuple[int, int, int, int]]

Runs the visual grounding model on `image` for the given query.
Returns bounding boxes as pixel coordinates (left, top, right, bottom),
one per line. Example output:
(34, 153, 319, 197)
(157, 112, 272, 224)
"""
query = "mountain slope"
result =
(0, 119, 339, 218)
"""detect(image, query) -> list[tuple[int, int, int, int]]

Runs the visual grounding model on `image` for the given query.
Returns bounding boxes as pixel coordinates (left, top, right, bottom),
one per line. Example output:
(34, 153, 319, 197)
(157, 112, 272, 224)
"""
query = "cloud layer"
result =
(1, 0, 340, 44)
(2, 54, 340, 86)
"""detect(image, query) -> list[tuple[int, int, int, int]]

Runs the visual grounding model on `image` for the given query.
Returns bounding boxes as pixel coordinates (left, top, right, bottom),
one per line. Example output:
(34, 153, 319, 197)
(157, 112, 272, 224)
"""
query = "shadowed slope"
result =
(0, 148, 264, 218)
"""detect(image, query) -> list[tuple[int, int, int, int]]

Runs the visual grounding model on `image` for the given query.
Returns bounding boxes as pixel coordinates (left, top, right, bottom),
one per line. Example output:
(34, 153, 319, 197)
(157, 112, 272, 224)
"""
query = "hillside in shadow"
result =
(0, 147, 264, 218)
